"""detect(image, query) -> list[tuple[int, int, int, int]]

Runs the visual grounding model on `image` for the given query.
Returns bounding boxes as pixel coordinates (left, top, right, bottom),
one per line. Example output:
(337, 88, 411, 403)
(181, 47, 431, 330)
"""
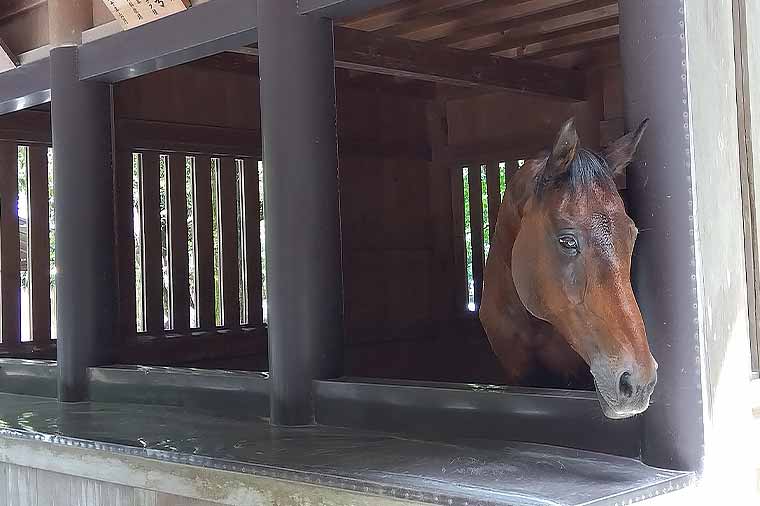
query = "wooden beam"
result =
(435, 0, 617, 46)
(340, 0, 484, 32)
(377, 0, 582, 40)
(48, 0, 93, 45)
(457, 2, 618, 51)
(0, 0, 46, 23)
(333, 26, 586, 100)
(519, 26, 619, 60)
(298, 0, 406, 19)
(491, 17, 618, 56)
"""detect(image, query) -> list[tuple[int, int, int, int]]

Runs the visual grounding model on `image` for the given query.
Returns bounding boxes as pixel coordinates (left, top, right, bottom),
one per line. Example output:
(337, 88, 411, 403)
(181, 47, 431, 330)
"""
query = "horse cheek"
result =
(512, 228, 547, 319)
(562, 261, 586, 306)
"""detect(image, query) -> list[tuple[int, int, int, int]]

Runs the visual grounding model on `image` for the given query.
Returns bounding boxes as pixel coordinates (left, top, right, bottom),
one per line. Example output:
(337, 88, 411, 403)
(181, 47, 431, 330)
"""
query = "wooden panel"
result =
(168, 153, 190, 333)
(242, 159, 263, 326)
(28, 145, 50, 343)
(468, 164, 485, 309)
(343, 249, 432, 340)
(140, 152, 164, 335)
(218, 157, 240, 328)
(450, 166, 467, 313)
(0, 142, 20, 345)
(485, 162, 500, 240)
(193, 156, 215, 330)
(115, 150, 137, 341)
(427, 99, 454, 320)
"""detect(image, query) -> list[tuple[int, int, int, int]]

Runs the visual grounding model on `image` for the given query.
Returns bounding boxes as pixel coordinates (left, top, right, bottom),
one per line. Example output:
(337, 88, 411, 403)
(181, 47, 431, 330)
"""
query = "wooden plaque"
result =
(100, 0, 191, 30)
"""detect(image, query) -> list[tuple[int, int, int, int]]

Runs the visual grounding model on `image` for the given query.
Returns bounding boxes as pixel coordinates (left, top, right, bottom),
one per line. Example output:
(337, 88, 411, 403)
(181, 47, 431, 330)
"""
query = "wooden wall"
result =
(115, 59, 614, 383)
(0, 55, 614, 384)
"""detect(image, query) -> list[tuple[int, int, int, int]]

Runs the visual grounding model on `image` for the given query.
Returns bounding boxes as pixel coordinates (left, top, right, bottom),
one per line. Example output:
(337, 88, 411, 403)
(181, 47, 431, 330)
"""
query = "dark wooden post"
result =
(51, 45, 116, 401)
(257, 0, 344, 425)
(620, 0, 752, 477)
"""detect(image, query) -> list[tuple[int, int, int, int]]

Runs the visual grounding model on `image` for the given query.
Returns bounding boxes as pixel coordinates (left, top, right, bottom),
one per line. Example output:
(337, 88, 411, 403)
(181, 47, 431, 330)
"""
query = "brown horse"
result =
(479, 117, 657, 419)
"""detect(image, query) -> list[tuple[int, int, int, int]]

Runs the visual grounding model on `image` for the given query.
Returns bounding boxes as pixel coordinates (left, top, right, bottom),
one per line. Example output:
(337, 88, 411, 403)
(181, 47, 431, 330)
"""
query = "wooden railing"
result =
(0, 123, 269, 364)
(0, 142, 53, 351)
(116, 150, 266, 344)
(452, 159, 522, 314)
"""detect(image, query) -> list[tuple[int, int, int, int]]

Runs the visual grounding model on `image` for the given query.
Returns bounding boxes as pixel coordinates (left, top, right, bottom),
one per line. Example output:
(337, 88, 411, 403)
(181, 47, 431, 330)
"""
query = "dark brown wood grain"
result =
(115, 149, 137, 342)
(168, 153, 190, 333)
(140, 151, 165, 335)
(28, 144, 50, 343)
(333, 26, 586, 100)
(450, 165, 467, 314)
(485, 162, 500, 240)
(0, 142, 20, 345)
(242, 158, 263, 326)
(467, 163, 485, 309)
(193, 155, 216, 330)
(218, 157, 240, 328)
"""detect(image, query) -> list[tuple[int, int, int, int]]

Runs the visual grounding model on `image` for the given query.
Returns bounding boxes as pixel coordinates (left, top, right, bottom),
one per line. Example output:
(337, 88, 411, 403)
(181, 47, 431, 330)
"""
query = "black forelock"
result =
(534, 148, 616, 198)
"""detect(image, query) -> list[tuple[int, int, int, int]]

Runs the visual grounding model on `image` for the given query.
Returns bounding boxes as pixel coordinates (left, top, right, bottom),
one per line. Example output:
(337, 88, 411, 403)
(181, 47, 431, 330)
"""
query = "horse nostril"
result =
(619, 372, 634, 399)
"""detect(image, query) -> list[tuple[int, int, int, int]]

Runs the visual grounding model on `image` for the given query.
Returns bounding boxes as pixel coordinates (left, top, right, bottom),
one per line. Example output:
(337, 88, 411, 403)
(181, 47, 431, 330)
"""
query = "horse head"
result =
(511, 117, 656, 419)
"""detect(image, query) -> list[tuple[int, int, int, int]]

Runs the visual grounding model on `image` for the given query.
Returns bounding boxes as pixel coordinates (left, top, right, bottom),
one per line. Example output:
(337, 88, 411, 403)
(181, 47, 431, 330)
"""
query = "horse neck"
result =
(486, 171, 533, 320)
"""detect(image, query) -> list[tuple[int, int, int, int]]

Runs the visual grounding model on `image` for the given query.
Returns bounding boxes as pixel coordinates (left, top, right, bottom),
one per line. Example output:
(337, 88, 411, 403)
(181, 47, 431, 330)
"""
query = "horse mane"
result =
(534, 148, 616, 198)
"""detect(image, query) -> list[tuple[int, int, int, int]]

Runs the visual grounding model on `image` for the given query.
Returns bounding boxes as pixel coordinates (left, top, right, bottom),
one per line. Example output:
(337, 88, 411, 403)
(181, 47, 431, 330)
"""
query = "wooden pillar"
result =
(51, 40, 115, 400)
(257, 0, 344, 426)
(621, 2, 754, 491)
(48, 0, 93, 46)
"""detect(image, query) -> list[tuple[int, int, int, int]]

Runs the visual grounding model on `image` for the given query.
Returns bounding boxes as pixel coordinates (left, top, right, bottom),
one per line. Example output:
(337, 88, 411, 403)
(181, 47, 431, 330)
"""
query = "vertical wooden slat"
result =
(0, 142, 20, 345)
(115, 150, 137, 341)
(485, 162, 500, 241)
(450, 166, 467, 313)
(140, 152, 164, 335)
(193, 156, 215, 330)
(28, 145, 51, 344)
(219, 157, 240, 328)
(168, 153, 190, 333)
(242, 159, 263, 326)
(468, 164, 485, 309)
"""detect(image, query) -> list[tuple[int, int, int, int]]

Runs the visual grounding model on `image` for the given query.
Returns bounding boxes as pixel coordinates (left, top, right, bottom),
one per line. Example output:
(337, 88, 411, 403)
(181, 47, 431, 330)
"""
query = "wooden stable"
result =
(0, 0, 754, 505)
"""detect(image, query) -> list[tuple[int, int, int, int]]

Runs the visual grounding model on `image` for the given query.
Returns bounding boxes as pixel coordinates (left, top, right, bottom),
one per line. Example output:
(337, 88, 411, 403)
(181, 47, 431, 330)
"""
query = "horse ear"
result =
(546, 117, 579, 178)
(604, 118, 649, 178)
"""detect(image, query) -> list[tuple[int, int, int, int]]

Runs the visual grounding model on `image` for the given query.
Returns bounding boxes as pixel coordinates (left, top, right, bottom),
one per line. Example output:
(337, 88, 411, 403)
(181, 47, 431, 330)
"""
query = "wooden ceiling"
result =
(339, 0, 619, 68)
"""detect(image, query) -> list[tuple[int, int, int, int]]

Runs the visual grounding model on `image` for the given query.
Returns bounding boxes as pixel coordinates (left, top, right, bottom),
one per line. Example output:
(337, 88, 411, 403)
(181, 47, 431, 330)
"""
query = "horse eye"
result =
(558, 235, 579, 253)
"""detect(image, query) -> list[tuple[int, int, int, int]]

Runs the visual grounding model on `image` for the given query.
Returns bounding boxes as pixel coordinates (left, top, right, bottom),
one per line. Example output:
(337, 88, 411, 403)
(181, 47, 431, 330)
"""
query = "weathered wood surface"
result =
(140, 152, 164, 335)
(0, 142, 20, 345)
(27, 144, 49, 343)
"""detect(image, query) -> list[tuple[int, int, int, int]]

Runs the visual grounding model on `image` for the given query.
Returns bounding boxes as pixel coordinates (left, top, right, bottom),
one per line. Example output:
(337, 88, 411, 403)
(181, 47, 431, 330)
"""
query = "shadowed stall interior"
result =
(0, 0, 632, 388)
